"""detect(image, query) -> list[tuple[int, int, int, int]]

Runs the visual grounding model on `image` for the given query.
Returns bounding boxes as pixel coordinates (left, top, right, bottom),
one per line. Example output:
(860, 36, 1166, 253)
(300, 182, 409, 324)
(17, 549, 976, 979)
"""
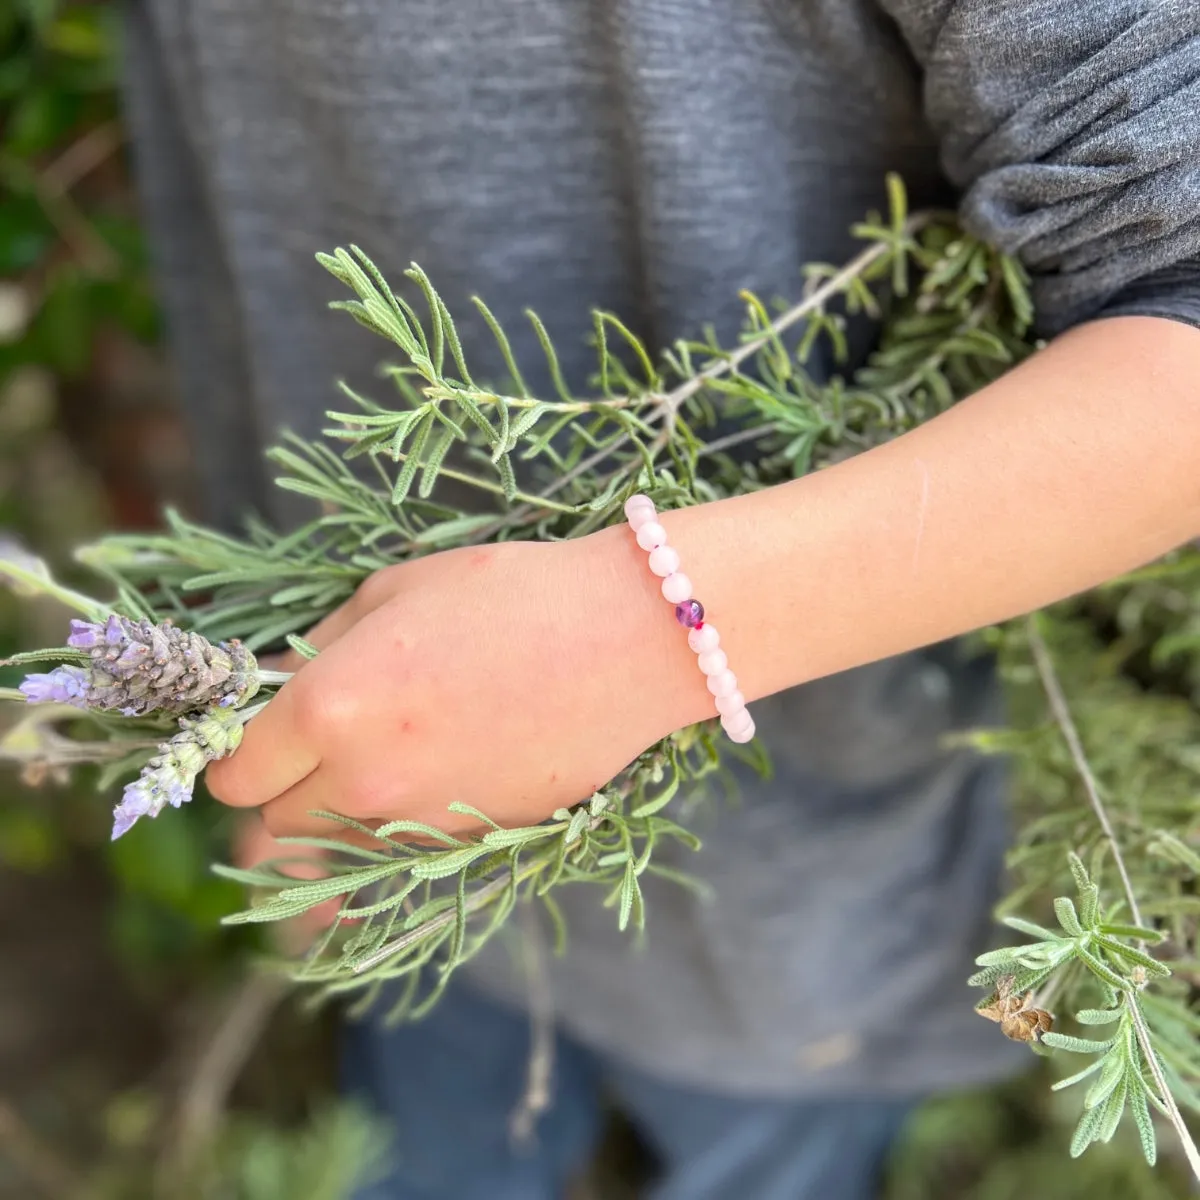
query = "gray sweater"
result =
(122, 0, 1200, 1096)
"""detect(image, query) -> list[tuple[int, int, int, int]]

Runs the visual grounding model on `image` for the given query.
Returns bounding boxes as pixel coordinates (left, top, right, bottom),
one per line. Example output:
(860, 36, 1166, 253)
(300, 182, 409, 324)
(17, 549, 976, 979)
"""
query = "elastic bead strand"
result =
(623, 495, 754, 744)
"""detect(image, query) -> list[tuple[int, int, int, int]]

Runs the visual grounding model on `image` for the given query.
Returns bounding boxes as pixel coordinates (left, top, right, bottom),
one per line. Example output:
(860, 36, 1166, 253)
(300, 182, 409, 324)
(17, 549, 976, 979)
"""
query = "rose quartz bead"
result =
(688, 624, 720, 654)
(647, 545, 681, 577)
(697, 648, 728, 676)
(624, 494, 655, 520)
(636, 521, 668, 551)
(723, 712, 756, 743)
(721, 703, 752, 730)
(661, 572, 692, 603)
(706, 669, 739, 698)
(628, 506, 658, 533)
(714, 689, 745, 716)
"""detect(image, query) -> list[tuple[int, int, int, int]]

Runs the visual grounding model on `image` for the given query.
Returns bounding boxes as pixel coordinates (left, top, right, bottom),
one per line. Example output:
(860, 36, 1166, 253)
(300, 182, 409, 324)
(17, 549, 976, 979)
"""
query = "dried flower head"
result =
(19, 615, 259, 718)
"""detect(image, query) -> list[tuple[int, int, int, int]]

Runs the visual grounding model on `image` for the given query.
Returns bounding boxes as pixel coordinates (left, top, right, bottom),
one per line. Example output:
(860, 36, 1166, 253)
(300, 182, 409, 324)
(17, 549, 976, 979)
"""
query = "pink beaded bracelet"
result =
(623, 494, 756, 744)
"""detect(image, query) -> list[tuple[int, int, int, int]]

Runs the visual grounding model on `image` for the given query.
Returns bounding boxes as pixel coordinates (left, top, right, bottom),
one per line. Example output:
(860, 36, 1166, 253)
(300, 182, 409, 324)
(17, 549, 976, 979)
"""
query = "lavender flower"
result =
(18, 666, 90, 707)
(19, 614, 259, 718)
(111, 706, 245, 839)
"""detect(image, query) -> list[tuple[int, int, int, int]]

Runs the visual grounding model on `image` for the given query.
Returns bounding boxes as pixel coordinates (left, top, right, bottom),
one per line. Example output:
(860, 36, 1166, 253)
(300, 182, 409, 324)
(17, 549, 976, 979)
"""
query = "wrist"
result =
(572, 523, 714, 739)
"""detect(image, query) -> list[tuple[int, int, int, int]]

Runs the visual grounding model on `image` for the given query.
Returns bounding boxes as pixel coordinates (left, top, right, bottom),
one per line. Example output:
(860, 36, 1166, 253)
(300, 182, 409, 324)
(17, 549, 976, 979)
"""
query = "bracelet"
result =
(623, 494, 756, 744)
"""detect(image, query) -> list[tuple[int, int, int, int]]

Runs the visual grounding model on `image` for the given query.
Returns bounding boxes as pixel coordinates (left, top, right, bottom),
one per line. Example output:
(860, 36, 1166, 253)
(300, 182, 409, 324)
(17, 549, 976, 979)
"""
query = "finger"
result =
(205, 679, 320, 808)
(209, 574, 397, 809)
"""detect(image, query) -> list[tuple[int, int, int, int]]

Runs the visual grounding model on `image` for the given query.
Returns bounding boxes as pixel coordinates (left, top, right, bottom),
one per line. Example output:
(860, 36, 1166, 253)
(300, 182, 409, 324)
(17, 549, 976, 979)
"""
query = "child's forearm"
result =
(599, 315, 1200, 730)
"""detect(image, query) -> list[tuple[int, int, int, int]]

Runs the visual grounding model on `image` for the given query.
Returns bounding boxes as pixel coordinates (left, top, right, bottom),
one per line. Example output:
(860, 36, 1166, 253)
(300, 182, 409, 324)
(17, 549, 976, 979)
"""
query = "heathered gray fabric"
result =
(122, 0, 1200, 1096)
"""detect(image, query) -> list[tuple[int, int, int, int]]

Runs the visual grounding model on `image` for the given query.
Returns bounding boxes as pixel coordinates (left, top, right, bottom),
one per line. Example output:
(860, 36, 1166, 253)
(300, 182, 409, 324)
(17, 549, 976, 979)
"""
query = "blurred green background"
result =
(0, 3, 1195, 1197)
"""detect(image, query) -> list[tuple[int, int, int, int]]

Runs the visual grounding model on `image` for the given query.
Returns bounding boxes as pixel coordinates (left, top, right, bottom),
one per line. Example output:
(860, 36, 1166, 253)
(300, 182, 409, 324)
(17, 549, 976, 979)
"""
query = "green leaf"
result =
(472, 296, 529, 397)
(1076, 947, 1129, 990)
(1052, 1058, 1106, 1092)
(1098, 922, 1167, 945)
(1098, 938, 1171, 978)
(999, 915, 1059, 941)
(1068, 852, 1092, 895)
(412, 514, 498, 546)
(1054, 896, 1084, 936)
(1069, 1099, 1107, 1158)
(1128, 1078, 1157, 1166)
(285, 634, 320, 660)
(1040, 1032, 1117, 1055)
(1074, 1008, 1122, 1025)
(372, 819, 463, 846)
(409, 845, 489, 880)
(391, 411, 433, 505)
(1095, 1076, 1128, 1143)
(631, 771, 680, 818)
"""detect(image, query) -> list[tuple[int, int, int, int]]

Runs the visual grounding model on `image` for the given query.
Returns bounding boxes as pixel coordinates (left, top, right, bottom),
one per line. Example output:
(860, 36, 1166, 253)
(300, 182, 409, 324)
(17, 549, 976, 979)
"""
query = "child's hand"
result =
(205, 534, 700, 839)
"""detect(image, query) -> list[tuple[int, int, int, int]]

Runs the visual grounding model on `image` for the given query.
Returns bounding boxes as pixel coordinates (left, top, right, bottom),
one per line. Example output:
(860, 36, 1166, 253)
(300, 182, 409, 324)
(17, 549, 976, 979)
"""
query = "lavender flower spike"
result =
(64, 614, 259, 717)
(19, 666, 90, 707)
(111, 706, 245, 839)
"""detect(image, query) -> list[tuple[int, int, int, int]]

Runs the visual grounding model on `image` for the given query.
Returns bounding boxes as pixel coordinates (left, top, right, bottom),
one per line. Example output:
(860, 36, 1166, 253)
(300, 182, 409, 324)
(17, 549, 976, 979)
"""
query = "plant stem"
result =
(350, 871, 514, 973)
(465, 214, 937, 544)
(1127, 991, 1200, 1182)
(1027, 620, 1200, 1178)
(1027, 614, 1144, 932)
(350, 812, 612, 974)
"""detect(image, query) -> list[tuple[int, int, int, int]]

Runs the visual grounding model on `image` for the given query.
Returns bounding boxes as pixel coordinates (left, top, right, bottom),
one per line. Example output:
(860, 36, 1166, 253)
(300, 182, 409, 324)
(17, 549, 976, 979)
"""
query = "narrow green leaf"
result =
(373, 819, 464, 846)
(618, 860, 636, 931)
(418, 427, 457, 499)
(1069, 1100, 1107, 1158)
(1074, 1008, 1123, 1025)
(409, 845, 489, 880)
(541, 891, 569, 955)
(1052, 1058, 1106, 1092)
(526, 309, 574, 403)
(412, 514, 498, 546)
(1054, 896, 1084, 936)
(1128, 1078, 1157, 1165)
(285, 634, 320, 660)
(1000, 916, 1060, 941)
(1095, 1077, 1128, 1143)
(392, 412, 434, 505)
(472, 296, 530, 397)
(1041, 1032, 1118, 1054)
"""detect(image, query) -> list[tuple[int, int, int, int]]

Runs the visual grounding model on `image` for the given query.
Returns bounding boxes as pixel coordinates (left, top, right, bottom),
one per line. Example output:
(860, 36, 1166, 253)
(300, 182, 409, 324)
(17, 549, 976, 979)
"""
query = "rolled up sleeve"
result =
(882, 0, 1200, 336)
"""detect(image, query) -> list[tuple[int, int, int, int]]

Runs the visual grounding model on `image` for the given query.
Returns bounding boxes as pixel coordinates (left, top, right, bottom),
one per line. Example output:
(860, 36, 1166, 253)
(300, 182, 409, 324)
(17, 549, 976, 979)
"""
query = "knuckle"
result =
(352, 565, 400, 613)
(292, 681, 356, 743)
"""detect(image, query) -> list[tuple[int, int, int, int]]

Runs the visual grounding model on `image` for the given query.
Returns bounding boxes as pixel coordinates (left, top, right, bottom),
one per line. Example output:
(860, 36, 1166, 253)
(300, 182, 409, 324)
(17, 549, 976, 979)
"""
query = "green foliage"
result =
(3, 170, 1199, 1184)
(14, 179, 1034, 1022)
(971, 855, 1181, 1165)
(0, 0, 156, 388)
(89, 1095, 392, 1200)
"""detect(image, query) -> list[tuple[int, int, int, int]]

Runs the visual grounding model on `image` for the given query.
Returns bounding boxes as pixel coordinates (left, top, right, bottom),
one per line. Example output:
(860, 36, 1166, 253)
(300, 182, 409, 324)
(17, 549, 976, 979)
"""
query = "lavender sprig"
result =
(18, 615, 259, 717)
(111, 706, 245, 839)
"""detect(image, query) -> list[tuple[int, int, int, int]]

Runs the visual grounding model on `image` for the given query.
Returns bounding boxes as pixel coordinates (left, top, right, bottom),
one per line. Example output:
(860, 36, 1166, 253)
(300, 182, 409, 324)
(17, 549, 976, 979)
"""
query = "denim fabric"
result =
(343, 983, 912, 1200)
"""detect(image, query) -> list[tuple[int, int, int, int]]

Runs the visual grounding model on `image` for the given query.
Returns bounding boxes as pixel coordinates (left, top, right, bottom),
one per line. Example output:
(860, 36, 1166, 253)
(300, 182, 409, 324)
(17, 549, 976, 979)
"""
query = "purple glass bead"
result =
(674, 599, 705, 629)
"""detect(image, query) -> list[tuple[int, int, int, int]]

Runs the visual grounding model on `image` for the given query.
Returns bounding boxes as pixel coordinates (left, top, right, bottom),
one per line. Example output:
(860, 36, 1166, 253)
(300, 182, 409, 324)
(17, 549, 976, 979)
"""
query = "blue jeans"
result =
(343, 983, 912, 1200)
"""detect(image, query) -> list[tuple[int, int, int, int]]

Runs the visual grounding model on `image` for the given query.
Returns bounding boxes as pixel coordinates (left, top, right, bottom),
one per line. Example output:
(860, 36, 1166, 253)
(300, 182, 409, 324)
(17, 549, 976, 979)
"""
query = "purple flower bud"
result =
(19, 666, 90, 707)
(111, 782, 156, 840)
(67, 619, 103, 650)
